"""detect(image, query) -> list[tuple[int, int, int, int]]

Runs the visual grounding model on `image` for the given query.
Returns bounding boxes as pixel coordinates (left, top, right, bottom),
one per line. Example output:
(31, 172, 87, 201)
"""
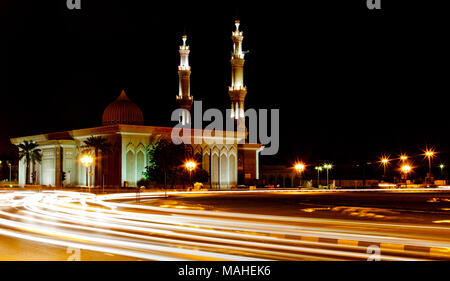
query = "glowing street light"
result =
(425, 149, 435, 176)
(184, 160, 197, 189)
(380, 156, 390, 179)
(401, 164, 412, 187)
(323, 164, 332, 188)
(294, 162, 305, 188)
(401, 165, 411, 174)
(294, 163, 305, 174)
(81, 154, 94, 189)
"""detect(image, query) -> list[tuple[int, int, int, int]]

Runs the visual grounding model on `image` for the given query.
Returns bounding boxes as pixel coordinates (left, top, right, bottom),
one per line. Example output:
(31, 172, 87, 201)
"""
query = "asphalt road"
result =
(1, 189, 450, 261)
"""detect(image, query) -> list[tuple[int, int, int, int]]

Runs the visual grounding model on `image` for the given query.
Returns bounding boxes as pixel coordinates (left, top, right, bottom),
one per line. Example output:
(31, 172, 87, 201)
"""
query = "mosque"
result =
(10, 20, 262, 188)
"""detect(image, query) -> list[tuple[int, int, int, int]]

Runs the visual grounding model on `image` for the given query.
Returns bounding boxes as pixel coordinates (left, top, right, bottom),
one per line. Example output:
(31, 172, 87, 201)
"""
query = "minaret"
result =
(176, 34, 193, 125)
(228, 20, 247, 123)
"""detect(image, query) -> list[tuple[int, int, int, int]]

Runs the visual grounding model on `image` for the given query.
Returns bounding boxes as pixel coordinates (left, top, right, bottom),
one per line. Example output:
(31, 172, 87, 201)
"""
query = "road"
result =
(1, 189, 450, 260)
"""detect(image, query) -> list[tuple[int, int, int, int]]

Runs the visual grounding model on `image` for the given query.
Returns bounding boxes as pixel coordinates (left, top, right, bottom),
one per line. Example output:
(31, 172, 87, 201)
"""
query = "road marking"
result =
(269, 233, 285, 239)
(338, 239, 358, 246)
(380, 243, 404, 251)
(430, 247, 450, 258)
(301, 236, 319, 242)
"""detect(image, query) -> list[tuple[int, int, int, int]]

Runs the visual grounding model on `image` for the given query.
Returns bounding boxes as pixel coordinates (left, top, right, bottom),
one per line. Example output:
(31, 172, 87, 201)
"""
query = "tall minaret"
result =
(176, 34, 193, 125)
(228, 20, 247, 123)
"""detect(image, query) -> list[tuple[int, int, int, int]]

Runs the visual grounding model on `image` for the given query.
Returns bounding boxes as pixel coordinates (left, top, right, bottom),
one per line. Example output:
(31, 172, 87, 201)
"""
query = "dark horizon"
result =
(2, 1, 449, 168)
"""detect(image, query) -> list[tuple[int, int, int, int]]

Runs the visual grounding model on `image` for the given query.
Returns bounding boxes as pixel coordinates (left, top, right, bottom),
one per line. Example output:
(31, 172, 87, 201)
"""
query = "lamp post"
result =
(440, 164, 445, 180)
(294, 162, 305, 188)
(425, 149, 434, 175)
(81, 155, 94, 192)
(380, 157, 390, 180)
(185, 160, 197, 190)
(424, 149, 435, 186)
(323, 164, 332, 188)
(401, 164, 411, 187)
(315, 166, 323, 188)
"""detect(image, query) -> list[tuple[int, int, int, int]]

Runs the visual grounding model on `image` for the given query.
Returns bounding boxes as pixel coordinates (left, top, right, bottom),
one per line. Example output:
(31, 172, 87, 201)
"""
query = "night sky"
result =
(2, 1, 449, 170)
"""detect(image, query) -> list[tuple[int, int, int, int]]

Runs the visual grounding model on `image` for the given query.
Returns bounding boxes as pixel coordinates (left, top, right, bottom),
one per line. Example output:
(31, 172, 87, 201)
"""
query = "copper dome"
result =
(102, 90, 144, 126)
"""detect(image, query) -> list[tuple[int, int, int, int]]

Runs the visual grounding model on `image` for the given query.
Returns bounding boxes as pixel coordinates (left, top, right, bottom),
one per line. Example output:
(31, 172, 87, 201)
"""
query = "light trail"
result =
(0, 190, 449, 260)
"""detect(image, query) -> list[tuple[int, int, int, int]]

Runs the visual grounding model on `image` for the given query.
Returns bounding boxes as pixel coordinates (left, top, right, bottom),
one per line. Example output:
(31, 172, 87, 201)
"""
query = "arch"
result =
(136, 143, 145, 153)
(126, 142, 135, 152)
(126, 150, 136, 186)
(211, 153, 219, 188)
(211, 145, 220, 157)
(229, 153, 236, 187)
(136, 150, 145, 182)
(220, 153, 229, 188)
(193, 145, 202, 156)
(202, 150, 210, 173)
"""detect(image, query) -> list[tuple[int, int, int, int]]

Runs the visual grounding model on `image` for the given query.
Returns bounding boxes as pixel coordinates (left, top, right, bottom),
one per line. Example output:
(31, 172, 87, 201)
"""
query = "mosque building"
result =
(10, 20, 263, 188)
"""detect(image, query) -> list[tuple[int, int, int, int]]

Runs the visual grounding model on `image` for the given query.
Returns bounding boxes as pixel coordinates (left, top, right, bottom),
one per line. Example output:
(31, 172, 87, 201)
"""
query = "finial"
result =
(118, 89, 129, 100)
(182, 34, 187, 46)
(235, 20, 240, 31)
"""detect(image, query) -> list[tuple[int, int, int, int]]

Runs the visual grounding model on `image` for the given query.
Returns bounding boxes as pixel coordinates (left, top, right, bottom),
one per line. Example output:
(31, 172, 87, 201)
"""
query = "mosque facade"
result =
(10, 20, 262, 188)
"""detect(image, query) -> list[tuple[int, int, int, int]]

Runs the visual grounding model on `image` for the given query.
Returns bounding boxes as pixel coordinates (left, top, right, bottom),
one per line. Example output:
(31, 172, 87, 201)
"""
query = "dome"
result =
(102, 90, 144, 126)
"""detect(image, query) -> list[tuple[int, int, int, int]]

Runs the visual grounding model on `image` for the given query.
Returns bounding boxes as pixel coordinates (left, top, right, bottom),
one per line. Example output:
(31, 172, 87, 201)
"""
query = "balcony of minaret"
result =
(178, 65, 191, 71)
(228, 85, 247, 91)
(176, 95, 193, 109)
(179, 45, 189, 51)
(232, 30, 243, 38)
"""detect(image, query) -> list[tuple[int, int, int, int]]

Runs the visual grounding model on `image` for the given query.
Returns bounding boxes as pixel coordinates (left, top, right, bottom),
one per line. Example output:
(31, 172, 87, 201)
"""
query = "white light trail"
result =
(0, 190, 448, 261)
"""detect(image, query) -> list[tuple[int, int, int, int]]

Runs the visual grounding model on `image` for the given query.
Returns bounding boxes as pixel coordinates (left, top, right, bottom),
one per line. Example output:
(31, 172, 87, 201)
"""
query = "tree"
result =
(30, 147, 42, 184)
(143, 139, 191, 189)
(83, 136, 112, 187)
(17, 141, 42, 185)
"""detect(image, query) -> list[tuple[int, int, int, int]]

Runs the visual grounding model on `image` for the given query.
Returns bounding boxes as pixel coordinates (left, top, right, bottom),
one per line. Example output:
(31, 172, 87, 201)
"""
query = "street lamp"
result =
(425, 149, 435, 174)
(81, 154, 94, 191)
(401, 164, 412, 187)
(294, 162, 305, 187)
(440, 164, 445, 180)
(323, 164, 332, 188)
(184, 160, 197, 189)
(424, 149, 435, 186)
(315, 166, 323, 188)
(380, 156, 390, 179)
(400, 154, 408, 162)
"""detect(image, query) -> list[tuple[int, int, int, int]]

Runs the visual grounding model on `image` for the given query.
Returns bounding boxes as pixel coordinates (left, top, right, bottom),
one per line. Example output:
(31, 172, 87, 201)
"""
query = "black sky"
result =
(1, 0, 449, 166)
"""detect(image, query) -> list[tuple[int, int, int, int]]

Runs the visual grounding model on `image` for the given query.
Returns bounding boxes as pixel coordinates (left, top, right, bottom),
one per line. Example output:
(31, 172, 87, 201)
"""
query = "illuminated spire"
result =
(228, 19, 247, 121)
(176, 34, 193, 125)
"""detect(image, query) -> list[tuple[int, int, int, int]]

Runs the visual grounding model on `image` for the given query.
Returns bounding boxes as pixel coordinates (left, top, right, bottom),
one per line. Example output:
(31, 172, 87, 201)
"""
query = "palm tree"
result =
(17, 141, 42, 185)
(83, 136, 112, 187)
(30, 148, 42, 184)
